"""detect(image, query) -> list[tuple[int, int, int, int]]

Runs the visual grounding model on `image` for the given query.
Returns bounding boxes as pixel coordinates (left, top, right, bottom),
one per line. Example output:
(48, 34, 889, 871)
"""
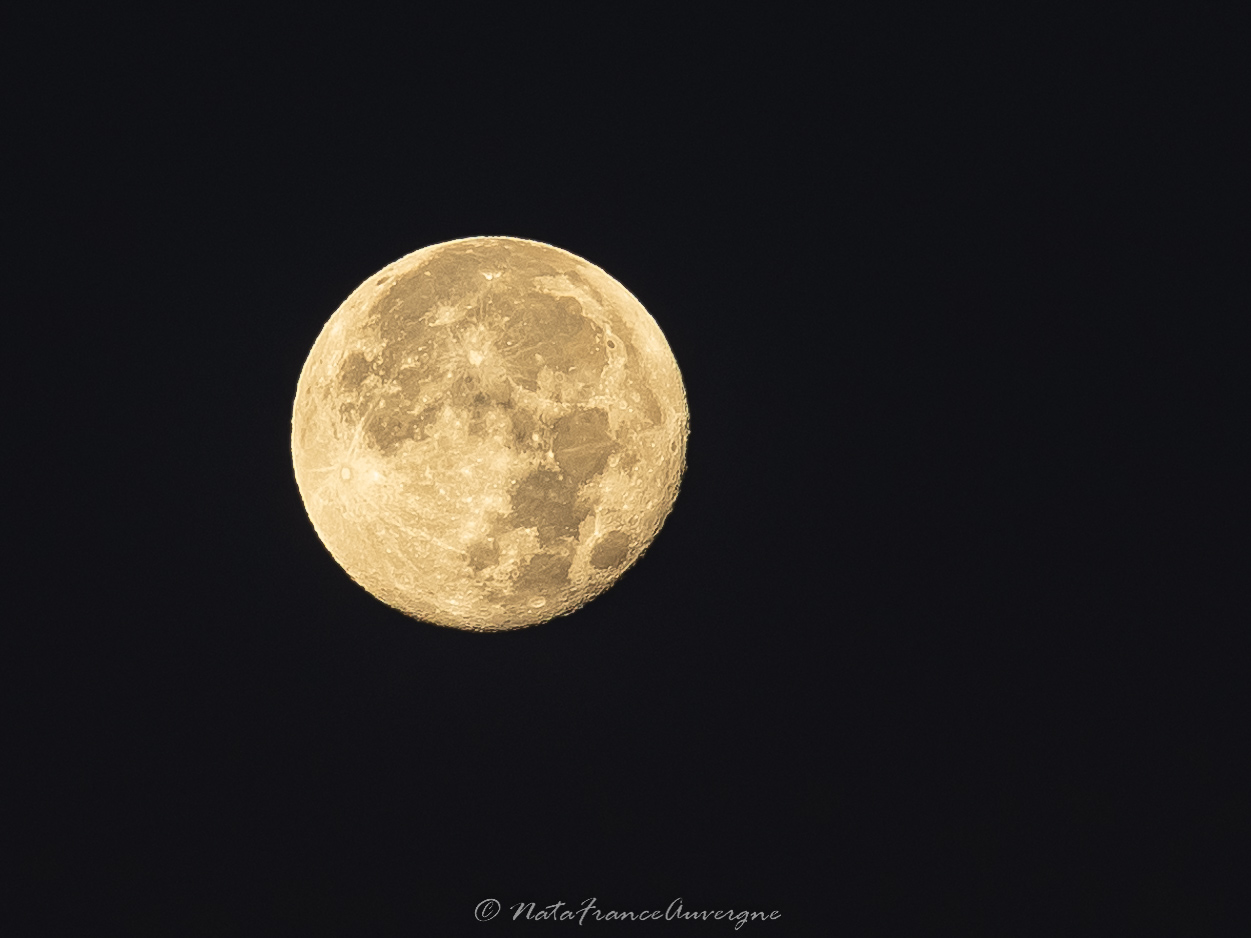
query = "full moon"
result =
(291, 237, 689, 631)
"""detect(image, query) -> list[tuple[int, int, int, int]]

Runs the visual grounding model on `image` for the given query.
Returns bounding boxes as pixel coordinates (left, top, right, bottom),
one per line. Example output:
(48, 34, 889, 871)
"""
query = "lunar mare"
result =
(291, 237, 688, 631)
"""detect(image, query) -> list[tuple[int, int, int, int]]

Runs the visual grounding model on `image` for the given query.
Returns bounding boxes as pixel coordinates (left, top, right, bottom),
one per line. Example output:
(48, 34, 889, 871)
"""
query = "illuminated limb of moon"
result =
(291, 237, 689, 631)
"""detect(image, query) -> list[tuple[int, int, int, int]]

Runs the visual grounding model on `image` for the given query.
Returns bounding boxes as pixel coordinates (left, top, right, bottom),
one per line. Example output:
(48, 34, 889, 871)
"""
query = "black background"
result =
(10, 9, 1243, 935)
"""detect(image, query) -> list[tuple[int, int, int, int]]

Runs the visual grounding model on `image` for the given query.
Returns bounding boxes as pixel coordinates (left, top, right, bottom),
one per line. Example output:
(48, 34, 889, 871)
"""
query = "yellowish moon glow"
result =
(291, 237, 689, 631)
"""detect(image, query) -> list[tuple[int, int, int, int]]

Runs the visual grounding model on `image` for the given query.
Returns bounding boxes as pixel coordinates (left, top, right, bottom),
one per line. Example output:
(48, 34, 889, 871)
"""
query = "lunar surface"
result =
(291, 237, 688, 631)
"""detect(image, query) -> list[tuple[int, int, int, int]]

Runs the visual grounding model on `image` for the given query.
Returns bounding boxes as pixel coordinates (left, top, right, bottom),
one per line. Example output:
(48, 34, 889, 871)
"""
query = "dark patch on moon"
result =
(482, 369, 513, 405)
(508, 405, 539, 450)
(337, 400, 361, 425)
(467, 393, 494, 435)
(393, 360, 436, 401)
(366, 402, 440, 454)
(590, 531, 631, 570)
(509, 468, 588, 546)
(371, 266, 444, 371)
(615, 449, 640, 475)
(447, 376, 497, 431)
(338, 350, 373, 393)
(636, 380, 662, 425)
(466, 538, 500, 571)
(514, 550, 573, 591)
(496, 291, 606, 391)
(553, 408, 615, 481)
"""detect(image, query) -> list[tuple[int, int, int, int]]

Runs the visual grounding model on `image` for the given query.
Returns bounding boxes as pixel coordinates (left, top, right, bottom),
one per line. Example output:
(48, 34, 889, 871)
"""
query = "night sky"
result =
(12, 10, 1239, 934)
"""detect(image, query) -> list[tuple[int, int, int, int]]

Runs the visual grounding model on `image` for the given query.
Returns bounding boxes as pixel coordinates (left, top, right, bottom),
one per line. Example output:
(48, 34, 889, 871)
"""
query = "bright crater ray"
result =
(291, 237, 689, 631)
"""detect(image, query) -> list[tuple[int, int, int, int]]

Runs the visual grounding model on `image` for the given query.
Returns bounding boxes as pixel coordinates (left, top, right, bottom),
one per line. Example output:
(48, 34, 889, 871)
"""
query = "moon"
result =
(291, 237, 689, 631)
